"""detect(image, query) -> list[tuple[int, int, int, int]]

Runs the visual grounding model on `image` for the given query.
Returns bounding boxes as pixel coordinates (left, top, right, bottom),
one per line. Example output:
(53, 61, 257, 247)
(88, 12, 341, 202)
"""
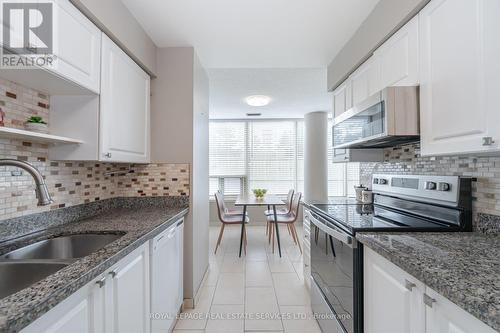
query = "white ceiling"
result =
(121, 0, 380, 68)
(208, 68, 330, 119)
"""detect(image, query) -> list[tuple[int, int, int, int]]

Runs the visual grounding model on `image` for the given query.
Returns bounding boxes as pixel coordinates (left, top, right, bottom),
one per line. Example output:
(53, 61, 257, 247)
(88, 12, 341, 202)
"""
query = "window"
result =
(209, 120, 359, 197)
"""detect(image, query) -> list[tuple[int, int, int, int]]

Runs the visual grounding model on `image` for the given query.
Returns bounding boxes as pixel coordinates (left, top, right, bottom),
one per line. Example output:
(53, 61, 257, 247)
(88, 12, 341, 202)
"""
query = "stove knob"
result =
(379, 178, 388, 185)
(437, 182, 450, 191)
(425, 181, 437, 190)
(373, 178, 379, 184)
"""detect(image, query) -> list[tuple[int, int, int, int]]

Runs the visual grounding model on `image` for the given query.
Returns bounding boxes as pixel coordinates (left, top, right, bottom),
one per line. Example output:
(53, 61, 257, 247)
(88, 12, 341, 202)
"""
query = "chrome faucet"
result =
(0, 159, 53, 206)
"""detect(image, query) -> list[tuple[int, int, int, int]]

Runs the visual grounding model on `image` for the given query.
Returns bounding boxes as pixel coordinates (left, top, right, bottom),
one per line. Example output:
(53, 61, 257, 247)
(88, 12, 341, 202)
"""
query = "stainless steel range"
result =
(308, 174, 473, 333)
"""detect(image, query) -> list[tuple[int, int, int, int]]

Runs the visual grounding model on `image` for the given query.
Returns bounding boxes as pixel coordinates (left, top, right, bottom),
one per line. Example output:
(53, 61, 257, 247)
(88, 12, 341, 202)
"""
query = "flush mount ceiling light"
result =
(245, 95, 271, 107)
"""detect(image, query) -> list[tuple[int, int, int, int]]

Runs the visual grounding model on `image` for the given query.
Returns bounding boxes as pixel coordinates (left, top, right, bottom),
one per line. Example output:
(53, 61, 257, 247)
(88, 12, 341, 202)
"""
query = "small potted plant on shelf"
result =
(25, 116, 48, 133)
(252, 188, 267, 200)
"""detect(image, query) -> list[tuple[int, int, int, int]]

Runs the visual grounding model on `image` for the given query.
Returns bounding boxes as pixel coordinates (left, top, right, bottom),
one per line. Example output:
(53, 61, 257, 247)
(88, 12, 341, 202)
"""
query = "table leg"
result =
(273, 205, 282, 257)
(239, 205, 247, 257)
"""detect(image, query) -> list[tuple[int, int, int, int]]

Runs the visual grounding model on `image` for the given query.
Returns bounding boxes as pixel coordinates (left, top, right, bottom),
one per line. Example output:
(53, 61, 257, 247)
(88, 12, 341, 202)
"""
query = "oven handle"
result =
(310, 212, 355, 248)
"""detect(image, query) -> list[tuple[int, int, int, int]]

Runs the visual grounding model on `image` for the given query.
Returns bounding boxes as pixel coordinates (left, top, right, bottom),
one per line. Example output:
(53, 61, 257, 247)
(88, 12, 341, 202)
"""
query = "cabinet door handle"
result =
(423, 294, 436, 308)
(482, 137, 495, 146)
(405, 279, 416, 291)
(96, 277, 106, 288)
(109, 270, 117, 278)
(104, 152, 112, 158)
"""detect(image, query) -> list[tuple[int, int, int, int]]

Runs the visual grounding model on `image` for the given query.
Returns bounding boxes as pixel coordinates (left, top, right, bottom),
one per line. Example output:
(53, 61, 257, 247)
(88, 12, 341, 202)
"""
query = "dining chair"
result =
(214, 192, 249, 254)
(264, 189, 294, 237)
(217, 190, 248, 216)
(266, 192, 302, 254)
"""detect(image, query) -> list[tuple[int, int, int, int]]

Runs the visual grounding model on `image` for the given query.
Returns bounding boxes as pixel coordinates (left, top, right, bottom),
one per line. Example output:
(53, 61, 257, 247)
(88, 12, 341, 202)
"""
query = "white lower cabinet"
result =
(21, 282, 101, 333)
(364, 247, 496, 333)
(364, 247, 425, 333)
(21, 243, 150, 333)
(150, 219, 184, 333)
(107, 244, 150, 333)
(425, 287, 496, 333)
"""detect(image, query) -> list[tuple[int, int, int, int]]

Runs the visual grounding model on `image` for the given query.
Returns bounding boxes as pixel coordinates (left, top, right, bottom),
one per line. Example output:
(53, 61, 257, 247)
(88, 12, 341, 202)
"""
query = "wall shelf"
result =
(0, 127, 84, 145)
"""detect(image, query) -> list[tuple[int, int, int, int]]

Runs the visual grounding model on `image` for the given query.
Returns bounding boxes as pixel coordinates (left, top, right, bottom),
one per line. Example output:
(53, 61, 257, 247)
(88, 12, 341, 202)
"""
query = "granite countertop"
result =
(0, 197, 189, 333)
(357, 232, 500, 331)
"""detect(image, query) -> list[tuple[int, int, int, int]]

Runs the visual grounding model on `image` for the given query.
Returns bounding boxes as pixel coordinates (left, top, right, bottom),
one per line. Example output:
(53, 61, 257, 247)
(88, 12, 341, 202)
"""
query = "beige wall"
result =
(151, 48, 194, 163)
(70, 0, 158, 76)
(327, 0, 430, 90)
(151, 47, 209, 303)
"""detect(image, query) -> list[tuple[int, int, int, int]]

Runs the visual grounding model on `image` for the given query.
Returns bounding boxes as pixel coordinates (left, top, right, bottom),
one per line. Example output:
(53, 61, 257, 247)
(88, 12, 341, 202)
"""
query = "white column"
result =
(304, 111, 328, 202)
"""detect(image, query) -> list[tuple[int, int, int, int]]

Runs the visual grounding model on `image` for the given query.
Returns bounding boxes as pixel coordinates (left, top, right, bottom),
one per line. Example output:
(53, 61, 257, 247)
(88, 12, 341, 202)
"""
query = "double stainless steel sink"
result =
(0, 233, 122, 299)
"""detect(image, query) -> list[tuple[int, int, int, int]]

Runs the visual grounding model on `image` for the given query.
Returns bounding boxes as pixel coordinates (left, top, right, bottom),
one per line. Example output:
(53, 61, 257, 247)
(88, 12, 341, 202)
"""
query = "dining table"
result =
(234, 195, 286, 257)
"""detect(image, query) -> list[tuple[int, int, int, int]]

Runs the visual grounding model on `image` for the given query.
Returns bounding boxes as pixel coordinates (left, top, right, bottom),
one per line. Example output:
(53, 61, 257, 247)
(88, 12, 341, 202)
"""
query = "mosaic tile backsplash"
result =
(360, 143, 500, 231)
(0, 78, 189, 220)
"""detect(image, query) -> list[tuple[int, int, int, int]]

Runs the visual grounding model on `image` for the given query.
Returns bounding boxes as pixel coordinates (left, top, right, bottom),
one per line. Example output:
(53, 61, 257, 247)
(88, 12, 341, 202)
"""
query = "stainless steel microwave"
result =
(332, 86, 420, 149)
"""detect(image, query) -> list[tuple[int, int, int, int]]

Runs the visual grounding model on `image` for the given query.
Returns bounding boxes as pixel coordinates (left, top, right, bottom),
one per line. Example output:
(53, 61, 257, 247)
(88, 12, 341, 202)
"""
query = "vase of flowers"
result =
(252, 188, 267, 200)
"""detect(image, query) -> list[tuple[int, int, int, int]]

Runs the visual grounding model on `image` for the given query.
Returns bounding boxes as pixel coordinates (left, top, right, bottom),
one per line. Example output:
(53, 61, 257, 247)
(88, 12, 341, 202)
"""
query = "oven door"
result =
(309, 212, 362, 333)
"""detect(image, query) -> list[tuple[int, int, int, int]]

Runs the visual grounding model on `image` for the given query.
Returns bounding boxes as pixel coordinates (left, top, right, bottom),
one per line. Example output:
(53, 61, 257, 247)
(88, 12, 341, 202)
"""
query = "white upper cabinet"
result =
(50, 0, 101, 93)
(374, 15, 419, 88)
(419, 0, 500, 156)
(332, 79, 352, 117)
(0, 0, 101, 94)
(100, 34, 150, 163)
(350, 56, 380, 106)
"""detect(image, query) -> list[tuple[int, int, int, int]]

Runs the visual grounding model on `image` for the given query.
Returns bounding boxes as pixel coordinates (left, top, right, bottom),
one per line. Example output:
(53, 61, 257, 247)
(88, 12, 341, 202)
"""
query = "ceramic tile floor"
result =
(173, 225, 321, 333)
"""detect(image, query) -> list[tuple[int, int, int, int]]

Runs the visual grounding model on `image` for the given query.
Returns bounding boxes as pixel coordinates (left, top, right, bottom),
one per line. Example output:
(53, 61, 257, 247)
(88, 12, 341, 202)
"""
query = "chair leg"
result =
(292, 224, 302, 254)
(325, 233, 328, 255)
(268, 222, 273, 244)
(243, 225, 247, 255)
(271, 223, 275, 253)
(287, 224, 292, 235)
(214, 224, 225, 254)
(266, 221, 269, 235)
(289, 224, 298, 245)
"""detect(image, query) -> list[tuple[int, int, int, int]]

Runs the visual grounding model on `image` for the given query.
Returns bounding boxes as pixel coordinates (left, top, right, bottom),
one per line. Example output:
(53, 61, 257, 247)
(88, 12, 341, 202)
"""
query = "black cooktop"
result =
(311, 202, 458, 234)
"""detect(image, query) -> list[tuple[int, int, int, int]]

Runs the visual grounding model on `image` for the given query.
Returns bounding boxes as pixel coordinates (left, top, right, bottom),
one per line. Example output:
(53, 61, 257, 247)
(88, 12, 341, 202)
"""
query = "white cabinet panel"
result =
(350, 57, 379, 106)
(364, 247, 496, 333)
(332, 80, 352, 117)
(0, 0, 101, 94)
(110, 244, 150, 333)
(100, 34, 150, 163)
(21, 276, 104, 333)
(151, 220, 184, 333)
(50, 0, 101, 93)
(44, 299, 89, 333)
(20, 243, 154, 333)
(419, 0, 500, 156)
(364, 247, 424, 333)
(375, 15, 419, 88)
(425, 287, 496, 333)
